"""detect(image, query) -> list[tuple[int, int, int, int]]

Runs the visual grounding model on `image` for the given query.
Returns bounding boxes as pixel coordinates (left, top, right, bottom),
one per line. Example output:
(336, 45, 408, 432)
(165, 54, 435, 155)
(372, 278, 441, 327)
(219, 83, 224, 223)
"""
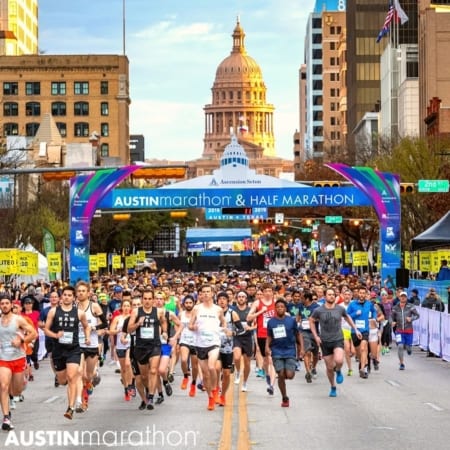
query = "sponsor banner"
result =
(429, 310, 442, 357)
(47, 252, 62, 274)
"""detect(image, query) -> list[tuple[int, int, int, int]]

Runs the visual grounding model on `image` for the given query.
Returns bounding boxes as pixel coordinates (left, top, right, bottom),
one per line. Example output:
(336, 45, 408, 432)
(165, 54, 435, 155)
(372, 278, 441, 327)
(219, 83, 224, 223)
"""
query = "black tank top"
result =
(52, 305, 80, 348)
(135, 307, 160, 347)
(235, 305, 252, 337)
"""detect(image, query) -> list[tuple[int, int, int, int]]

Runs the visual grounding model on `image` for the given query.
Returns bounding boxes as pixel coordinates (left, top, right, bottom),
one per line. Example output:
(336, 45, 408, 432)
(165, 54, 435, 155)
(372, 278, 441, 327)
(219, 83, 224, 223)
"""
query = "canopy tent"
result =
(411, 210, 450, 250)
(186, 228, 252, 243)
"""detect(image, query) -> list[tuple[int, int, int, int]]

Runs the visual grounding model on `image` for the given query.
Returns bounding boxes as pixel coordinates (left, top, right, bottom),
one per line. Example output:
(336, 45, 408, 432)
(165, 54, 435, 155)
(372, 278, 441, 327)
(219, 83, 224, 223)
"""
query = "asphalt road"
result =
(1, 346, 449, 450)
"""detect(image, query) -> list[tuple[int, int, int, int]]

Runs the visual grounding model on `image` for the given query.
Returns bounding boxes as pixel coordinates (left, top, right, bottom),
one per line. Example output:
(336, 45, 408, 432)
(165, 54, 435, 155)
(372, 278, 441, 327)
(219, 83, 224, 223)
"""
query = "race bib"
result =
(263, 316, 270, 328)
(140, 327, 154, 340)
(355, 320, 365, 329)
(59, 331, 73, 345)
(273, 325, 287, 339)
(1, 341, 15, 354)
(200, 330, 214, 343)
(395, 334, 402, 343)
(301, 319, 310, 330)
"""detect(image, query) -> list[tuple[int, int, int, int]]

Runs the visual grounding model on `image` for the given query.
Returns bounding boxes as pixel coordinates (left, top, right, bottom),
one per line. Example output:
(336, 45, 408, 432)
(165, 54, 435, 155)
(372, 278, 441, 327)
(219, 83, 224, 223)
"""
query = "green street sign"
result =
(325, 215, 343, 224)
(418, 179, 449, 193)
(301, 227, 312, 232)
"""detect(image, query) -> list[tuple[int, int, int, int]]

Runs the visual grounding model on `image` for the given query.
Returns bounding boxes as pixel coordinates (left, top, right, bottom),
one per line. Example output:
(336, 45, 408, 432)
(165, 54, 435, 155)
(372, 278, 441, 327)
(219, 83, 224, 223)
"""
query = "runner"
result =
(43, 285, 91, 419)
(0, 294, 37, 431)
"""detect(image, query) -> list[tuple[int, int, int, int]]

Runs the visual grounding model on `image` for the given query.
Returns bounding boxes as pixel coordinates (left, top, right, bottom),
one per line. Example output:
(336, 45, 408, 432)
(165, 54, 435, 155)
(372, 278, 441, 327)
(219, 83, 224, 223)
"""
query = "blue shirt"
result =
(267, 315, 298, 359)
(346, 300, 377, 333)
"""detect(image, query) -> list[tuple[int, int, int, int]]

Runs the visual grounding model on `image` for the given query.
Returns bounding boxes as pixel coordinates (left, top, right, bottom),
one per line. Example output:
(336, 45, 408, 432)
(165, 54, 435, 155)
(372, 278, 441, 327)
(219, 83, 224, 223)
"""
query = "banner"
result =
(441, 314, 450, 362)
(47, 252, 62, 274)
(418, 307, 429, 350)
(352, 251, 369, 267)
(419, 252, 431, 271)
(97, 253, 107, 268)
(43, 228, 56, 281)
(429, 310, 442, 357)
(112, 255, 122, 270)
(89, 255, 98, 272)
(125, 255, 136, 268)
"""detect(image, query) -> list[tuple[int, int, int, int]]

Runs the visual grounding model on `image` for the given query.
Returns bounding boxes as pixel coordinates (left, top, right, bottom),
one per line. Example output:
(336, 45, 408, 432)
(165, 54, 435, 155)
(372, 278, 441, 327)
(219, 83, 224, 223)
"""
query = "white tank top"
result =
(195, 303, 221, 348)
(179, 310, 196, 346)
(79, 302, 99, 348)
(115, 316, 130, 351)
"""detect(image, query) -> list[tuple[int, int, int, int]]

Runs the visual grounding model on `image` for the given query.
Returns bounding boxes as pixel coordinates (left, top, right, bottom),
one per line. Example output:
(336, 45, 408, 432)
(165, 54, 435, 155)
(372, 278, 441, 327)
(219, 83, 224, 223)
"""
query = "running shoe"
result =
(63, 408, 74, 420)
(207, 396, 215, 411)
(75, 402, 85, 413)
(399, 363, 405, 370)
(93, 375, 101, 387)
(189, 383, 196, 397)
(256, 369, 265, 378)
(164, 382, 173, 396)
(197, 381, 205, 391)
(146, 398, 154, 410)
(241, 382, 248, 392)
(85, 382, 94, 396)
(234, 373, 241, 385)
(127, 384, 136, 397)
(9, 397, 16, 410)
(181, 377, 189, 390)
(359, 369, 368, 379)
(347, 369, 353, 376)
(124, 390, 131, 402)
(267, 385, 274, 395)
(329, 387, 337, 397)
(281, 397, 289, 407)
(2, 416, 14, 431)
(335, 370, 344, 384)
(218, 394, 226, 406)
(373, 359, 380, 371)
(155, 395, 164, 405)
(406, 347, 412, 356)
(167, 372, 174, 383)
(138, 401, 146, 410)
(305, 372, 312, 383)
(311, 368, 318, 378)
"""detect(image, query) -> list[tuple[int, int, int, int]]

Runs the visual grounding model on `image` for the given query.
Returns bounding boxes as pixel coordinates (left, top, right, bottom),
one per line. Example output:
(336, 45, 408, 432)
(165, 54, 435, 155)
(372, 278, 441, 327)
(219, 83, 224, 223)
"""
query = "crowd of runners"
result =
(0, 266, 429, 431)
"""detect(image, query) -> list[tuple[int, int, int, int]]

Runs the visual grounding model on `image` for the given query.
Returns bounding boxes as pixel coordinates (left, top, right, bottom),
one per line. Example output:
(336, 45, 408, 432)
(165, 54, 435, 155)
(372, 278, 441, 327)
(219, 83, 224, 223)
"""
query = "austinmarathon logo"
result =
(4, 426, 199, 447)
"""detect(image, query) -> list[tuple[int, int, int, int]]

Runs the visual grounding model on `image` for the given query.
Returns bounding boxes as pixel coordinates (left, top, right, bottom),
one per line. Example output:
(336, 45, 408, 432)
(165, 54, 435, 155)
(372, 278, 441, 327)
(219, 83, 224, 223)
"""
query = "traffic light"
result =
(400, 183, 415, 194)
(170, 211, 188, 218)
(113, 214, 131, 221)
(313, 181, 341, 187)
(131, 166, 186, 180)
(41, 171, 76, 181)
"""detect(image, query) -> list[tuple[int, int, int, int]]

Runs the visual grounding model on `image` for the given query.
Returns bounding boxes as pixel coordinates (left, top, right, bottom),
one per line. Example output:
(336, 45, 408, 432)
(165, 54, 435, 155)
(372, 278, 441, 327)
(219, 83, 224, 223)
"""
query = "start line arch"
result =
(69, 164, 401, 284)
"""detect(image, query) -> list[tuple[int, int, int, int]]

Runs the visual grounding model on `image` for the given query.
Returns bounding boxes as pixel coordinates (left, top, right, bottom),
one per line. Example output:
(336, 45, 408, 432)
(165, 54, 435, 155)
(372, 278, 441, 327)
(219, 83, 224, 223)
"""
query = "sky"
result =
(38, 0, 316, 161)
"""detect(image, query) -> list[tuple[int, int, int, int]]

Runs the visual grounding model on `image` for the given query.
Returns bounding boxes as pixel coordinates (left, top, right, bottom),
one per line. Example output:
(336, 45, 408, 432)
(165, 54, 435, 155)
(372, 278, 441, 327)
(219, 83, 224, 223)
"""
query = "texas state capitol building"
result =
(183, 19, 293, 180)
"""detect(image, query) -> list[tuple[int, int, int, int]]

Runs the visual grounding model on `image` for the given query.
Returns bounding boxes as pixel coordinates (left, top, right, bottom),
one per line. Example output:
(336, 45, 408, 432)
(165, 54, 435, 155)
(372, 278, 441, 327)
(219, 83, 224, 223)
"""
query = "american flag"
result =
(376, 2, 397, 43)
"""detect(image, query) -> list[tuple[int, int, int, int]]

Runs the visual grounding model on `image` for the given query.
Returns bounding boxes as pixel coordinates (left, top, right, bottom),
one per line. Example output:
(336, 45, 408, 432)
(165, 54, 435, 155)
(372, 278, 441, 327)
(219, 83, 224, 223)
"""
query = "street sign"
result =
(301, 227, 312, 232)
(418, 179, 449, 193)
(325, 215, 343, 224)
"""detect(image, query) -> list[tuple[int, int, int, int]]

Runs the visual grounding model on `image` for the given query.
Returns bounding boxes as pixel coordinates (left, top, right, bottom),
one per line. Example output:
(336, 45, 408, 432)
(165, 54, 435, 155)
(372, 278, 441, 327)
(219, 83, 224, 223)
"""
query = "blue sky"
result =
(39, 0, 316, 161)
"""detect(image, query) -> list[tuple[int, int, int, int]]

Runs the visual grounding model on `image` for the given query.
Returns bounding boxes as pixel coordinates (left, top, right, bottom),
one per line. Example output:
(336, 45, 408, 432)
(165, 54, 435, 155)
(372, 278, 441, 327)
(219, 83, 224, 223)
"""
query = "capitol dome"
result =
(215, 19, 264, 83)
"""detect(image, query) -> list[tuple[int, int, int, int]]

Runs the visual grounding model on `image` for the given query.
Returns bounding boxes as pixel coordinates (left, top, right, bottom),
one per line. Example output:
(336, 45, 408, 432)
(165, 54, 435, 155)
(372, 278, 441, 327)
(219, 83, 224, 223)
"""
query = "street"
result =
(1, 346, 449, 450)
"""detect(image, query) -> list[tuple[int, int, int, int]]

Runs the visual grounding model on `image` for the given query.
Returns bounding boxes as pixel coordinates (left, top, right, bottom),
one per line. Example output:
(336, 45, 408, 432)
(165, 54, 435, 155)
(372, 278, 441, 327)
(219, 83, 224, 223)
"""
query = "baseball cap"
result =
(113, 286, 123, 293)
(399, 291, 408, 297)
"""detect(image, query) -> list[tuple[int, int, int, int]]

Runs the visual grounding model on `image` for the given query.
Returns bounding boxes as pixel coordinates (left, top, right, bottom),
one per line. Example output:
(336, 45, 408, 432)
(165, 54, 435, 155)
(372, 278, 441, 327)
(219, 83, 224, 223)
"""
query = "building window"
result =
(101, 102, 109, 116)
(74, 101, 89, 116)
(229, 91, 233, 100)
(330, 102, 337, 111)
(100, 81, 109, 94)
(25, 82, 40, 95)
(3, 102, 19, 116)
(101, 123, 109, 137)
(56, 122, 67, 137)
(3, 82, 18, 95)
(74, 82, 89, 95)
(26, 123, 40, 137)
(74, 122, 89, 137)
(100, 143, 109, 157)
(330, 88, 339, 97)
(26, 102, 40, 116)
(3, 123, 19, 135)
(51, 102, 66, 116)
(330, 42, 336, 50)
(51, 82, 66, 95)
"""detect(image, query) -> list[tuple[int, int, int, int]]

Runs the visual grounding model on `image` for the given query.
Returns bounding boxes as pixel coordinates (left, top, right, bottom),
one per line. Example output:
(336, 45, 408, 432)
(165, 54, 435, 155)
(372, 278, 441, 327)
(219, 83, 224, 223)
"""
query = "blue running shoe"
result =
(335, 370, 344, 384)
(329, 387, 337, 397)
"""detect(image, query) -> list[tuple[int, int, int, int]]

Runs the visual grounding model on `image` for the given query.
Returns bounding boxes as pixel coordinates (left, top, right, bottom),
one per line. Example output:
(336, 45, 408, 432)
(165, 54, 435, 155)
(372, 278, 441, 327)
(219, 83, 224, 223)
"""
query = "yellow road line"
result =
(237, 386, 250, 450)
(218, 377, 235, 450)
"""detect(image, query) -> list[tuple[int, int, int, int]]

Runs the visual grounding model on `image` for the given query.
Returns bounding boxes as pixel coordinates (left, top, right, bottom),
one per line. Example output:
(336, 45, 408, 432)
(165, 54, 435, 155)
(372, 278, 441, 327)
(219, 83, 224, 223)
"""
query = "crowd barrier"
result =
(412, 307, 450, 362)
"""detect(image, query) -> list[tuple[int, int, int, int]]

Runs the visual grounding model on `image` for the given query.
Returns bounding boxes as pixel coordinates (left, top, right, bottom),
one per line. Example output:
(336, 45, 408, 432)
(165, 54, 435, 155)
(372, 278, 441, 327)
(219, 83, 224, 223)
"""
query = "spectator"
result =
(422, 288, 445, 312)
(436, 260, 450, 281)
(408, 289, 421, 306)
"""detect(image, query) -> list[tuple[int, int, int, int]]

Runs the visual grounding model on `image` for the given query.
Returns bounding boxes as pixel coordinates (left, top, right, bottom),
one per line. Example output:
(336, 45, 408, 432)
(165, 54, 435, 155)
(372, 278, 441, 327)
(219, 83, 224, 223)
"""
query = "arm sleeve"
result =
(96, 312, 109, 329)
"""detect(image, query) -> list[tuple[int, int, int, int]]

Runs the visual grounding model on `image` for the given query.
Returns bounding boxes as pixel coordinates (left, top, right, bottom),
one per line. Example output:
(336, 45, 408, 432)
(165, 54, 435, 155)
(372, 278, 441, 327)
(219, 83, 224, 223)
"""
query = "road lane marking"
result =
(424, 402, 444, 411)
(385, 379, 401, 387)
(218, 375, 235, 450)
(237, 386, 250, 450)
(43, 396, 60, 403)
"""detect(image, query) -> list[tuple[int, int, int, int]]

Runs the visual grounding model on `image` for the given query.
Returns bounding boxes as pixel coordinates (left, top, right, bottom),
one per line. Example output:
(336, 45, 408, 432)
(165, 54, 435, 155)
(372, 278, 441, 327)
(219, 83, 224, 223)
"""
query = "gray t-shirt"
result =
(311, 304, 347, 342)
